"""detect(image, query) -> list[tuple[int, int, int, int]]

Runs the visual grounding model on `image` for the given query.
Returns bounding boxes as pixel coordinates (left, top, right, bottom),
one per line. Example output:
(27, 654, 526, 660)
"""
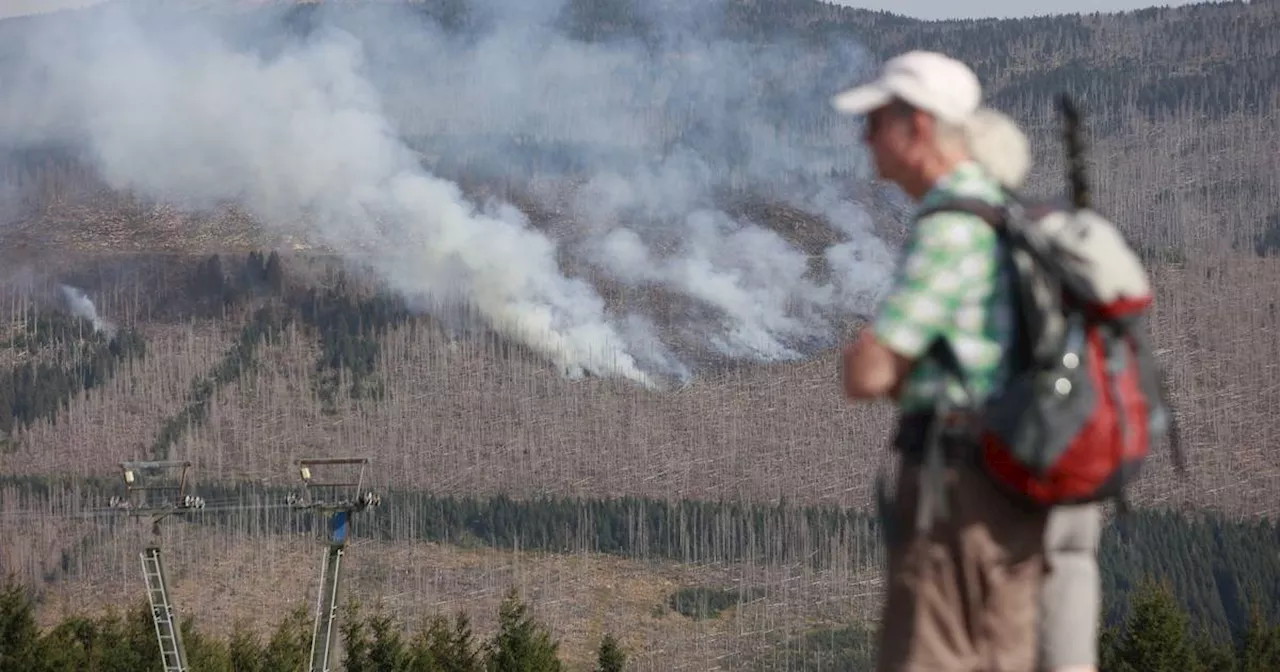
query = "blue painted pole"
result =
(330, 510, 348, 546)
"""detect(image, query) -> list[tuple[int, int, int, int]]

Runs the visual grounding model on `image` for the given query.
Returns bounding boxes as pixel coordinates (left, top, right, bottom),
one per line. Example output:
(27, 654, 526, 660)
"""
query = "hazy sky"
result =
(0, 0, 104, 19)
(0, 0, 1229, 21)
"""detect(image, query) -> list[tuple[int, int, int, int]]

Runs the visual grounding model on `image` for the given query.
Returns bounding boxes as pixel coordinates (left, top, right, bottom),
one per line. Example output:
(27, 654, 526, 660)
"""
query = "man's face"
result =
(863, 101, 928, 187)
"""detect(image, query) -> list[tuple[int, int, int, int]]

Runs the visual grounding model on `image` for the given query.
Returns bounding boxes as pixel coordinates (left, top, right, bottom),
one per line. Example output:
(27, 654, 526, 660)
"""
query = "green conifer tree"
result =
(226, 620, 266, 672)
(181, 614, 233, 672)
(484, 588, 564, 672)
(0, 579, 40, 672)
(1113, 576, 1201, 672)
(1239, 602, 1280, 672)
(341, 601, 373, 672)
(596, 632, 627, 672)
(368, 611, 409, 671)
(261, 607, 311, 672)
(409, 612, 483, 672)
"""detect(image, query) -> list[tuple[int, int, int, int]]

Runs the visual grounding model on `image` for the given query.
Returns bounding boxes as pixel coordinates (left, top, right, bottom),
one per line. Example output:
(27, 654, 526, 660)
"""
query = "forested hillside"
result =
(734, 0, 1280, 115)
(0, 0, 1278, 669)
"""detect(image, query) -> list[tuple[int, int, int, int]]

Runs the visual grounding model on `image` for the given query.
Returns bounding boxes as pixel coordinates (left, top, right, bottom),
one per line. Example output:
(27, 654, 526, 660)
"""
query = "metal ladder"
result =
(309, 543, 346, 672)
(140, 546, 190, 672)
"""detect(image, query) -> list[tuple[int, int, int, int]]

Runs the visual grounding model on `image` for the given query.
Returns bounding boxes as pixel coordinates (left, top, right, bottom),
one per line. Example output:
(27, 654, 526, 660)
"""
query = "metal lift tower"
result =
(287, 457, 381, 672)
(111, 460, 205, 672)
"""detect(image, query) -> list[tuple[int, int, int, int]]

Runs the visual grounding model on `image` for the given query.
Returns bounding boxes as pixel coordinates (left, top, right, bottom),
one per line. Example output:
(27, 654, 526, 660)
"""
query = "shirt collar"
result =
(920, 160, 984, 207)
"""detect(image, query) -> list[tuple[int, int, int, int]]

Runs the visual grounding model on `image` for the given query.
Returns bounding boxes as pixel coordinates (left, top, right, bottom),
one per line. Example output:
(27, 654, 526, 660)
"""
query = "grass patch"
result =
(668, 586, 764, 620)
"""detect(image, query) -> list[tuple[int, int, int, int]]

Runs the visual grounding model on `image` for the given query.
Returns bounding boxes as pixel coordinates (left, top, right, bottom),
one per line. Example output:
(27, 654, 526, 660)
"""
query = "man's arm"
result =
(841, 211, 995, 400)
(841, 328, 912, 399)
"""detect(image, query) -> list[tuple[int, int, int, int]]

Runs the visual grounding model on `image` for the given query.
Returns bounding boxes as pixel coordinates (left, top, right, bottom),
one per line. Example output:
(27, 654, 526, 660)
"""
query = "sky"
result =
(0, 0, 1228, 21)
(0, 0, 102, 19)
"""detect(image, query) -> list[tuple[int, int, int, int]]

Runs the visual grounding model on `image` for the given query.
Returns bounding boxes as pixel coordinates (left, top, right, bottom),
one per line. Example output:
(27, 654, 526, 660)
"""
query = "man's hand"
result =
(841, 328, 914, 400)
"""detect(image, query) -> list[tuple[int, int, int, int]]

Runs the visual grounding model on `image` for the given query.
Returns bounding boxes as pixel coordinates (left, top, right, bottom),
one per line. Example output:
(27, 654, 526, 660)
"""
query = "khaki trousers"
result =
(1038, 502, 1103, 669)
(876, 457, 1049, 672)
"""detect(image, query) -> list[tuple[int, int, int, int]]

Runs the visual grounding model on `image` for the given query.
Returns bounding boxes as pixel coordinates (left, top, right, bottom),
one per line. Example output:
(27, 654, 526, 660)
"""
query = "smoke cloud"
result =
(0, 0, 894, 386)
(58, 284, 116, 337)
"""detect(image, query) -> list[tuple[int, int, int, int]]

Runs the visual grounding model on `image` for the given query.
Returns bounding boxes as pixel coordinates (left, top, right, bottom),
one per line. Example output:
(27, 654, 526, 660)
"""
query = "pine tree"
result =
(1113, 576, 1201, 672)
(192, 254, 227, 300)
(181, 615, 233, 672)
(1099, 622, 1125, 671)
(1239, 602, 1280, 672)
(226, 621, 265, 672)
(596, 632, 627, 672)
(31, 618, 79, 671)
(0, 579, 40, 672)
(368, 611, 409, 671)
(484, 588, 564, 672)
(260, 607, 311, 672)
(1192, 628, 1237, 672)
(341, 602, 374, 672)
(408, 612, 483, 672)
(265, 250, 285, 293)
(124, 601, 165, 672)
(75, 602, 164, 672)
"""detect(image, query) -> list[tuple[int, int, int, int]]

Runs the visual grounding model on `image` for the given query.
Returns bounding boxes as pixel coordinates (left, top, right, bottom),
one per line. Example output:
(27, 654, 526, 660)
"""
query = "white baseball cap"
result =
(831, 50, 982, 124)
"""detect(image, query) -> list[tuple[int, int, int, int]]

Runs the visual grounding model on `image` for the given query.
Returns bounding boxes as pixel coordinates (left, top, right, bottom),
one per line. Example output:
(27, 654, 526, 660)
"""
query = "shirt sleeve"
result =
(871, 211, 996, 359)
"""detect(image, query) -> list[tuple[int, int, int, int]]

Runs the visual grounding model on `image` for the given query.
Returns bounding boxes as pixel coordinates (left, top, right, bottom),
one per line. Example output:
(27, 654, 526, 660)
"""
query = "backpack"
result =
(913, 95, 1185, 511)
(917, 196, 1184, 510)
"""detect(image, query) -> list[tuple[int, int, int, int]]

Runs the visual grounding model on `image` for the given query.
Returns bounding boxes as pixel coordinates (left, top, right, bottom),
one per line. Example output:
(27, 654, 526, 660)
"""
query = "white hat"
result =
(831, 50, 982, 124)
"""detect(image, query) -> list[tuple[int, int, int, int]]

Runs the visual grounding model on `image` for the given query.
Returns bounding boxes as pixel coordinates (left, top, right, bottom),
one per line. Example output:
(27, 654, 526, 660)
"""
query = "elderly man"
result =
(833, 50, 1049, 671)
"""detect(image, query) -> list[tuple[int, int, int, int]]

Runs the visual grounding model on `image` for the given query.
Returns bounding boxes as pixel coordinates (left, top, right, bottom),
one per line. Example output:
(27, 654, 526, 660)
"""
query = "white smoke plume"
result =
(0, 0, 895, 385)
(58, 284, 116, 338)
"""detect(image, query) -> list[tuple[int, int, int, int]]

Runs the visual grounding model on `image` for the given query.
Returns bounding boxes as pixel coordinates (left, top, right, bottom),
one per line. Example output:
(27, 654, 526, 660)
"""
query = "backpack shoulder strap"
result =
(915, 197, 1007, 228)
(910, 196, 1018, 386)
(917, 194, 1070, 233)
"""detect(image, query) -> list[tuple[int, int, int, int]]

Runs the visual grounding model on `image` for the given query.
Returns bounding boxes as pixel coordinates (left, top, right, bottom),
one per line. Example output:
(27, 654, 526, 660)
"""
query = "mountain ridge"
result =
(0, 1, 1278, 668)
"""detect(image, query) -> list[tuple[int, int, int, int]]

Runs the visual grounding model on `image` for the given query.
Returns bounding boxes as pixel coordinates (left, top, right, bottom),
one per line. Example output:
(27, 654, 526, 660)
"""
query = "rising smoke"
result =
(0, 0, 895, 386)
(58, 284, 116, 338)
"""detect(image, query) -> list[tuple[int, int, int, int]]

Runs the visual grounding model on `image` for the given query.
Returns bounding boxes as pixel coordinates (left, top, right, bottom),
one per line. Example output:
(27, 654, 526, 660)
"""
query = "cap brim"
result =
(831, 83, 893, 115)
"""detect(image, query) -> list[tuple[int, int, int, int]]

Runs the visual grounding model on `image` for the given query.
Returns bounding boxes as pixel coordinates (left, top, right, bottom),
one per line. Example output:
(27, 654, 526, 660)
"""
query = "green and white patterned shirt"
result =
(871, 161, 1018, 413)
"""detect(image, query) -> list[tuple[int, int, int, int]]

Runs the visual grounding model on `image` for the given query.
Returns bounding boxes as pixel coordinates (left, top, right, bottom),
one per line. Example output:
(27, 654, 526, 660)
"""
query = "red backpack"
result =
(918, 96, 1184, 510)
